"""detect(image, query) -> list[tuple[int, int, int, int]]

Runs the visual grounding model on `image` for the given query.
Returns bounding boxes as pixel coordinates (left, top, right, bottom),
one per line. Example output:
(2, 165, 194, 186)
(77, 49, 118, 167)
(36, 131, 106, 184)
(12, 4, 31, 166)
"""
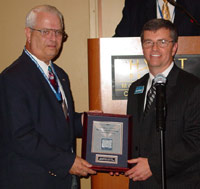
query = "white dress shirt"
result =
(157, 0, 176, 22)
(143, 62, 174, 110)
(28, 52, 68, 108)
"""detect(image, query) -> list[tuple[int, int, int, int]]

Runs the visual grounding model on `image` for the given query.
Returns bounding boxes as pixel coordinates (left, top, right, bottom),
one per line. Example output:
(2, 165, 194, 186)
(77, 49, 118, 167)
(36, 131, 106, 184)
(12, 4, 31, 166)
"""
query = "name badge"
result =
(134, 86, 144, 94)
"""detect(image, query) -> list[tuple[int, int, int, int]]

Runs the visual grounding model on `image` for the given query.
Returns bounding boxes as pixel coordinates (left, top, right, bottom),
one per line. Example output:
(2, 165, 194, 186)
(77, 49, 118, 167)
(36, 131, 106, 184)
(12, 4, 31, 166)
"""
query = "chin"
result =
(149, 62, 161, 67)
(45, 53, 57, 60)
(47, 51, 58, 57)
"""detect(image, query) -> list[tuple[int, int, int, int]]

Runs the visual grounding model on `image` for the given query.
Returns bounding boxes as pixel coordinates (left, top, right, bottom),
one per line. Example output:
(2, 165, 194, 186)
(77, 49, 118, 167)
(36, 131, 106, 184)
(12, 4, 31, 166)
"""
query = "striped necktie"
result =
(48, 66, 58, 92)
(144, 79, 156, 116)
(62, 100, 69, 121)
(162, 0, 171, 20)
(48, 66, 69, 120)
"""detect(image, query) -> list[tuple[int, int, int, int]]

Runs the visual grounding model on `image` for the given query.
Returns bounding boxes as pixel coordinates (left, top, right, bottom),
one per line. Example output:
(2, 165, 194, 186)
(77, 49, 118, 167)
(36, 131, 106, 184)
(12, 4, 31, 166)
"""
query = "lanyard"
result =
(24, 48, 62, 101)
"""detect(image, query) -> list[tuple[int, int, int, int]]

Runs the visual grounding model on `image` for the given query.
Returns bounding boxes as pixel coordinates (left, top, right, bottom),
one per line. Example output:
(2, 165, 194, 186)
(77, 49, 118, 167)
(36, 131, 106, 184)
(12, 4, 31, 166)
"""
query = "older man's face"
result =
(25, 12, 63, 64)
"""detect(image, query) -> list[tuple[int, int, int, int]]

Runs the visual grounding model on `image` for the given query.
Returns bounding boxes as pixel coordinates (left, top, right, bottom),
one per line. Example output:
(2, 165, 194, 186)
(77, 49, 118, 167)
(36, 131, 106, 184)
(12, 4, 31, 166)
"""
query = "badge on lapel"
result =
(134, 86, 144, 94)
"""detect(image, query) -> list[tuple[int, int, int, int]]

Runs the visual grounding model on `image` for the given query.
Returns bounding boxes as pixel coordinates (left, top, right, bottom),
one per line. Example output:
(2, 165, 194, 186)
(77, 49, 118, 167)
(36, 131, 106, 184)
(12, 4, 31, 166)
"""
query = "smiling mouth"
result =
(151, 54, 161, 57)
(48, 45, 56, 48)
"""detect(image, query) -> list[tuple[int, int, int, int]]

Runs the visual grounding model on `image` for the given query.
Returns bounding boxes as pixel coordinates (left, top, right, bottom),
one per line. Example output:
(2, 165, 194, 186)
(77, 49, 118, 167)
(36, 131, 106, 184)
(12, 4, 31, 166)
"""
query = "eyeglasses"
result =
(29, 27, 68, 40)
(142, 39, 174, 48)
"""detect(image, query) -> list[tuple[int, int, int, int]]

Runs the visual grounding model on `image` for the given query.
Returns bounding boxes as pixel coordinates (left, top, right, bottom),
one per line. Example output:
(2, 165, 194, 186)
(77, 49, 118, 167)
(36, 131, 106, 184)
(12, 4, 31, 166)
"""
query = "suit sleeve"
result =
(74, 112, 83, 138)
(2, 74, 76, 178)
(148, 82, 200, 180)
(113, 0, 132, 37)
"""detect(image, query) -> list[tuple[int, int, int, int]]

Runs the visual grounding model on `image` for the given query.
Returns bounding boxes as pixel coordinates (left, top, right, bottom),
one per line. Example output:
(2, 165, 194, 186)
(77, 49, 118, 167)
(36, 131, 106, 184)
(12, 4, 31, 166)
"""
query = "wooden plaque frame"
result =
(82, 112, 132, 172)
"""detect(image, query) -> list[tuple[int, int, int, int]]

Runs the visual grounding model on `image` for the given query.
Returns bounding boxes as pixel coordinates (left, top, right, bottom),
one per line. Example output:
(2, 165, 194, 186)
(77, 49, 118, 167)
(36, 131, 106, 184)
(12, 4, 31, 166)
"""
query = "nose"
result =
(152, 42, 159, 50)
(49, 31, 57, 40)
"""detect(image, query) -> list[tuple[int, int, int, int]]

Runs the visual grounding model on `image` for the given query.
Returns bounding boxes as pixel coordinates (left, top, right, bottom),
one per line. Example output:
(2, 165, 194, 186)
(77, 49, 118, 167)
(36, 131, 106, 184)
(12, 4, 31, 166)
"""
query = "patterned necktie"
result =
(62, 100, 69, 121)
(162, 0, 170, 20)
(48, 66, 69, 120)
(48, 66, 58, 92)
(144, 79, 156, 116)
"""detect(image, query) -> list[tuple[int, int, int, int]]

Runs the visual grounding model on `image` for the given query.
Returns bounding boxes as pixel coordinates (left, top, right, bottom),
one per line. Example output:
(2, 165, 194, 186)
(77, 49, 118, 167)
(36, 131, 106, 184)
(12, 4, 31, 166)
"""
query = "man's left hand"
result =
(125, 157, 152, 181)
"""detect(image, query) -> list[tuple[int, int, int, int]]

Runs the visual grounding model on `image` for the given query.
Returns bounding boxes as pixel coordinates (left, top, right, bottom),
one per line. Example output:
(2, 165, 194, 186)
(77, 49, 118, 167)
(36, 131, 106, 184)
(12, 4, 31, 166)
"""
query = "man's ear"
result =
(25, 27, 31, 43)
(172, 42, 178, 57)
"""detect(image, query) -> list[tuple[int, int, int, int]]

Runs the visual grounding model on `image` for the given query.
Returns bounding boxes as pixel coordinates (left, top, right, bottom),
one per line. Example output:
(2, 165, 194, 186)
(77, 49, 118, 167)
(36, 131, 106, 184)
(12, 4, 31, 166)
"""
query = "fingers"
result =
(125, 158, 152, 181)
(109, 171, 120, 176)
(80, 158, 92, 168)
(109, 172, 114, 176)
(127, 158, 138, 164)
(69, 156, 96, 176)
(125, 166, 136, 178)
(79, 158, 96, 175)
(125, 158, 138, 177)
(125, 166, 144, 181)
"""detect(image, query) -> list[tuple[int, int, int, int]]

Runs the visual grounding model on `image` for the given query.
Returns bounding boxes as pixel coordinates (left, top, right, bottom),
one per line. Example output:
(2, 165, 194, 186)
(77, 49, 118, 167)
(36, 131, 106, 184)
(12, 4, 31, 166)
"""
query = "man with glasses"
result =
(125, 19, 200, 188)
(0, 5, 96, 189)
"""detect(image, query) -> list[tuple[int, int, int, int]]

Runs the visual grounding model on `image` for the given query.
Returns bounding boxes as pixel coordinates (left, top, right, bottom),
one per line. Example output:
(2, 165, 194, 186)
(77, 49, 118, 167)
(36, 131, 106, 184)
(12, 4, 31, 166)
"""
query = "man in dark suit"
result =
(125, 19, 200, 188)
(0, 5, 96, 189)
(114, 0, 200, 37)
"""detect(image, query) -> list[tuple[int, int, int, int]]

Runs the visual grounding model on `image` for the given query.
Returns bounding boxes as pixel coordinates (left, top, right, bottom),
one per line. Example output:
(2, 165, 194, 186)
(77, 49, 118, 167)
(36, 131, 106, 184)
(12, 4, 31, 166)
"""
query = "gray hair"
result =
(25, 5, 64, 29)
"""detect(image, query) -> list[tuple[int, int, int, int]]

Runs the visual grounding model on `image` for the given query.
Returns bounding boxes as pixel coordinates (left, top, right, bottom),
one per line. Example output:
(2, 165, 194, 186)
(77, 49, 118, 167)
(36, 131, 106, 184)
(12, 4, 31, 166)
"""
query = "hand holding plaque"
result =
(82, 112, 132, 172)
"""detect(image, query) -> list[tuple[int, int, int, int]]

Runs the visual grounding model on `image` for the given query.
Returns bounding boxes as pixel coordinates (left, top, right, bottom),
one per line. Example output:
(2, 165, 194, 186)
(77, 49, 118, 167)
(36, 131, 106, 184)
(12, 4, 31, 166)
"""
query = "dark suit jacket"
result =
(127, 65, 200, 188)
(0, 51, 83, 189)
(114, 0, 200, 37)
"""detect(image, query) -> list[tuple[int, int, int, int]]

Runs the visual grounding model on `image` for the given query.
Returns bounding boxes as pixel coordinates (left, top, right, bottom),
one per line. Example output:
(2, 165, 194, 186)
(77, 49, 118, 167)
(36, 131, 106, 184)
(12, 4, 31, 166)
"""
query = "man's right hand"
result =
(69, 156, 96, 177)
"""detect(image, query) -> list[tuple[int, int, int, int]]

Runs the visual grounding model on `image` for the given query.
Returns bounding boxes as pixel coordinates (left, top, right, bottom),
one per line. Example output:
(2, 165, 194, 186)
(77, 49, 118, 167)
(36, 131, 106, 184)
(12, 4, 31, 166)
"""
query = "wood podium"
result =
(87, 37, 200, 189)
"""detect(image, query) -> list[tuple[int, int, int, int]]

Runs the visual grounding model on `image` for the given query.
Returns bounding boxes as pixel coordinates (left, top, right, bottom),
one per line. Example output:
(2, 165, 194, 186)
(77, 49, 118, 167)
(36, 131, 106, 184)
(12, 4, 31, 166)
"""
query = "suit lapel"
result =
(166, 64, 179, 103)
(54, 67, 74, 119)
(143, 65, 179, 119)
(138, 84, 147, 122)
(137, 74, 149, 122)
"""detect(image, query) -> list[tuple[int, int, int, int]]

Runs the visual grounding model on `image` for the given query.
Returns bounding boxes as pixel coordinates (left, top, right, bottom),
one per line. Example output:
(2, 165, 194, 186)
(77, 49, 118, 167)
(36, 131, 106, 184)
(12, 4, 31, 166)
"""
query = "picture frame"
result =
(82, 112, 132, 172)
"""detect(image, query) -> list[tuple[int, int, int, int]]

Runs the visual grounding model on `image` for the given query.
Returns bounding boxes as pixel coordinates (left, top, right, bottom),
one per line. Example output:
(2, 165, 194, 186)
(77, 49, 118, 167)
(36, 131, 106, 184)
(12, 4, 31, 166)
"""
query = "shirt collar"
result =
(157, 0, 176, 22)
(150, 62, 174, 81)
(26, 49, 50, 77)
(146, 62, 174, 98)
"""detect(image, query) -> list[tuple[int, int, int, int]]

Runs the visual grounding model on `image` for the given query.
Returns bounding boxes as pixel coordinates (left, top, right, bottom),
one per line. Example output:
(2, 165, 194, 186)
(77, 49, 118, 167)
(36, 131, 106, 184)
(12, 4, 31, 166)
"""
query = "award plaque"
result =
(82, 112, 132, 172)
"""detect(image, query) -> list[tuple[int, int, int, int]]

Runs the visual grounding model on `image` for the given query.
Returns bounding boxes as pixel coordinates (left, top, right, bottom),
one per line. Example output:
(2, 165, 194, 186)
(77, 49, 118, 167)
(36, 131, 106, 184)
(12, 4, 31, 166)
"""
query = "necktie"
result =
(62, 100, 69, 121)
(144, 79, 156, 116)
(162, 0, 170, 20)
(48, 66, 69, 120)
(48, 66, 58, 92)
